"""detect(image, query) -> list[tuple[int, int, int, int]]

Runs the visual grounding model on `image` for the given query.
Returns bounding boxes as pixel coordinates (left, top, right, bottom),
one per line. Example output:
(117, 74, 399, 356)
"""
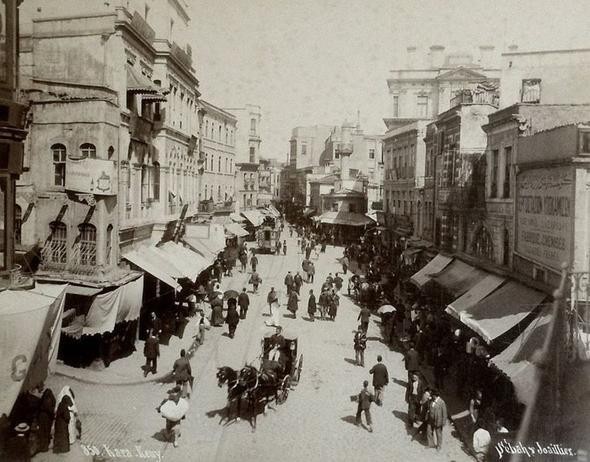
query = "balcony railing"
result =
(450, 89, 499, 108)
(0, 265, 34, 291)
(171, 41, 192, 69)
(130, 11, 156, 43)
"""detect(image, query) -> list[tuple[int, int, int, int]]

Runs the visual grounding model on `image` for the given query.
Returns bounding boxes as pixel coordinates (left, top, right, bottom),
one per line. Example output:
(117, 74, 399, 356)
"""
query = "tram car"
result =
(256, 215, 280, 253)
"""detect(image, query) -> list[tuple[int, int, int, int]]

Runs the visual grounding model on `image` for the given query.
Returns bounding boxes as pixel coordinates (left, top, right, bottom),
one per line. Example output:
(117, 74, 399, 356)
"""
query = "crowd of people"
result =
(1, 384, 80, 459)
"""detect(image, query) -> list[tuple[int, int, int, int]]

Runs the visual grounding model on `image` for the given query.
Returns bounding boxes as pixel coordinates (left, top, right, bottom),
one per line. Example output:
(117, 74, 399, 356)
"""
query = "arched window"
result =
(107, 146, 115, 159)
(472, 226, 494, 261)
(46, 221, 67, 263)
(80, 143, 96, 159)
(51, 144, 67, 186)
(204, 184, 208, 200)
(106, 224, 113, 265)
(218, 157, 221, 172)
(15, 205, 22, 245)
(217, 185, 221, 201)
(78, 223, 97, 266)
(153, 162, 160, 201)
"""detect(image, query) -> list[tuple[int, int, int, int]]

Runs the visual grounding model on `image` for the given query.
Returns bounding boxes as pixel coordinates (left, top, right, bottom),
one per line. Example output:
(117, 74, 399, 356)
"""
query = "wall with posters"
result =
(515, 166, 573, 271)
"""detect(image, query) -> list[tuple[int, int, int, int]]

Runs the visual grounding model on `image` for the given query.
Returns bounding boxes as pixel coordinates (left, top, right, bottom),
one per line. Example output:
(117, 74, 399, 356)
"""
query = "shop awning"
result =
(241, 209, 265, 227)
(230, 212, 246, 223)
(431, 259, 488, 297)
(83, 275, 144, 336)
(491, 305, 553, 406)
(66, 285, 103, 296)
(446, 274, 506, 319)
(225, 222, 249, 237)
(458, 281, 547, 344)
(156, 241, 209, 280)
(410, 254, 453, 287)
(0, 283, 67, 416)
(267, 204, 281, 217)
(303, 207, 316, 217)
(318, 211, 373, 226)
(126, 64, 159, 94)
(182, 237, 217, 261)
(122, 249, 181, 290)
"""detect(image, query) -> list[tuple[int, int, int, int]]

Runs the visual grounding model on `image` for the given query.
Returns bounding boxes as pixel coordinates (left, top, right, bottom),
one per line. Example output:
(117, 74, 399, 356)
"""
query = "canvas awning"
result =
(431, 259, 488, 297)
(410, 254, 453, 287)
(318, 211, 373, 226)
(82, 276, 145, 336)
(446, 274, 506, 319)
(241, 209, 265, 227)
(457, 280, 547, 344)
(126, 64, 159, 94)
(182, 237, 217, 261)
(66, 285, 103, 296)
(0, 283, 67, 416)
(230, 212, 245, 223)
(491, 305, 553, 406)
(225, 222, 249, 237)
(267, 204, 281, 217)
(123, 249, 181, 290)
(156, 241, 209, 280)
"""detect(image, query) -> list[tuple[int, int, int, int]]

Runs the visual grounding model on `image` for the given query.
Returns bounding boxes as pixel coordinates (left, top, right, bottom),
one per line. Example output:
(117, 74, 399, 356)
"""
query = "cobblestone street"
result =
(38, 235, 472, 462)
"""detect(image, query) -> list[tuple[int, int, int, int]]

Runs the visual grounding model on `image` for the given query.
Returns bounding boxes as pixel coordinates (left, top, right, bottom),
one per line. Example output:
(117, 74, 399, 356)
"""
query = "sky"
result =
(189, 0, 590, 162)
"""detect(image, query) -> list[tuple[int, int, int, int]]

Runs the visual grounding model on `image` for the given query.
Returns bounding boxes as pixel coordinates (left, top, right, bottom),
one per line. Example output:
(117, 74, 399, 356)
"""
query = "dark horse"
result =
(216, 366, 246, 423)
(238, 365, 280, 430)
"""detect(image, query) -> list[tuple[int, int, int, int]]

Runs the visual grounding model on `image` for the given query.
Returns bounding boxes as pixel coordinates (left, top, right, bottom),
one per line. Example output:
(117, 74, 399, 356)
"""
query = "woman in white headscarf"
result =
(266, 294, 281, 327)
(54, 386, 79, 445)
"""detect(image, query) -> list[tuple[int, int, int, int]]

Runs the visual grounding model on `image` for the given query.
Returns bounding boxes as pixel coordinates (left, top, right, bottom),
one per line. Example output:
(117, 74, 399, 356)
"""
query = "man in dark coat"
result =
(318, 289, 329, 320)
(334, 273, 343, 292)
(284, 271, 294, 295)
(172, 349, 192, 398)
(369, 355, 389, 406)
(355, 380, 373, 433)
(305, 245, 312, 260)
(250, 271, 262, 294)
(294, 272, 303, 295)
(353, 327, 367, 367)
(341, 255, 350, 274)
(226, 299, 240, 339)
(358, 306, 371, 333)
(307, 289, 317, 321)
(404, 342, 421, 382)
(406, 371, 426, 427)
(143, 329, 160, 377)
(287, 290, 299, 319)
(308, 261, 315, 283)
(238, 288, 250, 319)
(149, 312, 162, 337)
(250, 253, 258, 273)
(283, 240, 287, 255)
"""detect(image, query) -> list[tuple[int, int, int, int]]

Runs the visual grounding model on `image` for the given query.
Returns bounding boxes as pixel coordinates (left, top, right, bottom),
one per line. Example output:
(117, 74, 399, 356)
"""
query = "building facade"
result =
(224, 104, 262, 164)
(235, 162, 259, 211)
(17, 0, 202, 284)
(200, 100, 237, 208)
(257, 158, 282, 206)
(383, 120, 430, 238)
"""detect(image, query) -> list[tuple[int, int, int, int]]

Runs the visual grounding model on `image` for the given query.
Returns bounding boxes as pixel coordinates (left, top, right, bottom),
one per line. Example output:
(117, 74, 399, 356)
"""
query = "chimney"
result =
(406, 46, 417, 68)
(508, 44, 519, 53)
(478, 45, 495, 68)
(429, 45, 445, 68)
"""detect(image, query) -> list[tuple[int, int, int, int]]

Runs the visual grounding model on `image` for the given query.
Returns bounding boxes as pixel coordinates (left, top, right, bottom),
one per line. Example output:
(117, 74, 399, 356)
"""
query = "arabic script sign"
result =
(66, 158, 116, 196)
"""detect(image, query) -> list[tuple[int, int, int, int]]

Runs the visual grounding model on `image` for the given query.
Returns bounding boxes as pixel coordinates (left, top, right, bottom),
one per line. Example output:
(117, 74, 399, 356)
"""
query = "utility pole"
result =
(0, 1, 28, 275)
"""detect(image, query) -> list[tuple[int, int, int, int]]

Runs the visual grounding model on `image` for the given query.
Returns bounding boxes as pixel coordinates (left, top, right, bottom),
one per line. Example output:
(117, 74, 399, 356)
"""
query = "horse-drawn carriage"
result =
(216, 329, 303, 429)
(260, 329, 303, 403)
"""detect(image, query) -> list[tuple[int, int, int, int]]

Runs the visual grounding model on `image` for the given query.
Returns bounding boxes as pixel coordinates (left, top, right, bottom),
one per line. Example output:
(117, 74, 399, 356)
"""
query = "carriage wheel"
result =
(292, 354, 303, 384)
(277, 376, 290, 404)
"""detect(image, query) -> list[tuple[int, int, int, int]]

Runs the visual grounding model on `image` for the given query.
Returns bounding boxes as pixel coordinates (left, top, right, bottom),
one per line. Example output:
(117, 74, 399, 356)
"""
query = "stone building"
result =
(17, 1, 203, 284)
(386, 45, 500, 128)
(200, 100, 237, 208)
(257, 158, 282, 207)
(224, 104, 262, 164)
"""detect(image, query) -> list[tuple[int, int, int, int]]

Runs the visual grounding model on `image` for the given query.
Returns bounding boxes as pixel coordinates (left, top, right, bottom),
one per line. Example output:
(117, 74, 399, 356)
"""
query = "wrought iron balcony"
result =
(0, 265, 34, 291)
(450, 88, 499, 108)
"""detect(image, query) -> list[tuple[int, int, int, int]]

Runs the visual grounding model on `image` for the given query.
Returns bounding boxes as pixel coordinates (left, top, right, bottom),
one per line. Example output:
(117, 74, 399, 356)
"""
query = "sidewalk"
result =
(55, 314, 203, 386)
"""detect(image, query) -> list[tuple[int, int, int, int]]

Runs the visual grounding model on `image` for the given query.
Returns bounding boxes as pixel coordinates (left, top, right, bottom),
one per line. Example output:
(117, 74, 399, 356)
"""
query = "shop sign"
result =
(66, 158, 116, 196)
(516, 167, 572, 270)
